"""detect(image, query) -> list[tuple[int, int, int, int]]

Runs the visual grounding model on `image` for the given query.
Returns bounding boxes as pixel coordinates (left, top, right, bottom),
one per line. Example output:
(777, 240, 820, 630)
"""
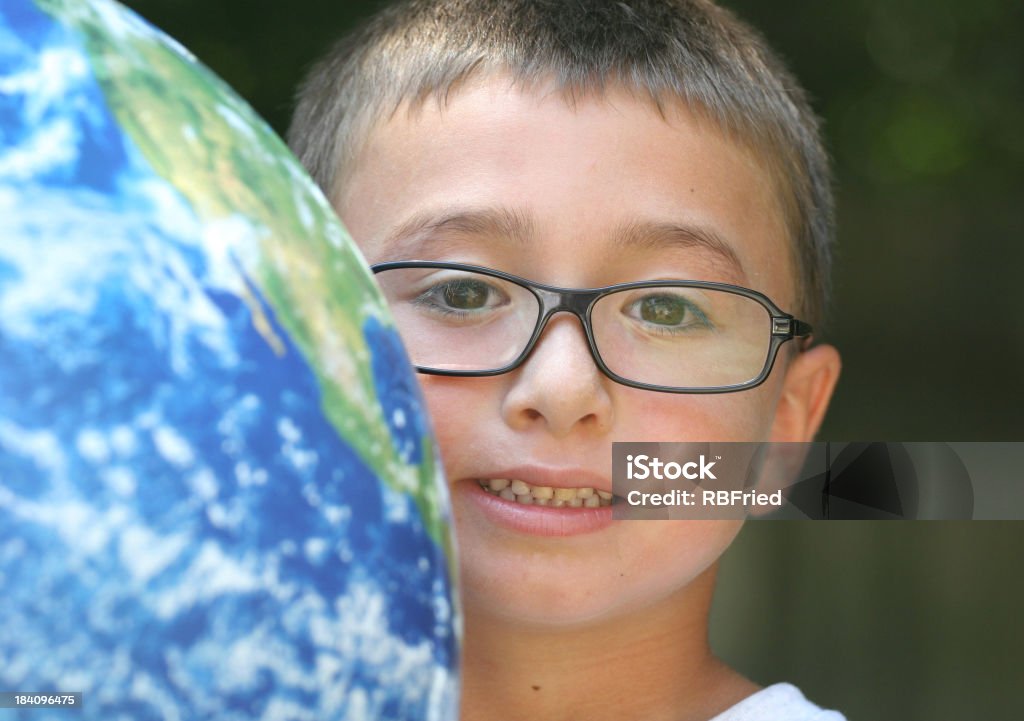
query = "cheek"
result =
(614, 383, 780, 442)
(416, 376, 497, 472)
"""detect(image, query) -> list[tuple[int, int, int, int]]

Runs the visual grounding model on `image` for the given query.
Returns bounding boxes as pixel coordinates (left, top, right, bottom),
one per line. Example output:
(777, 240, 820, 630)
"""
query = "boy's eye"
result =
(441, 279, 491, 309)
(414, 276, 510, 315)
(625, 293, 711, 330)
(638, 295, 687, 325)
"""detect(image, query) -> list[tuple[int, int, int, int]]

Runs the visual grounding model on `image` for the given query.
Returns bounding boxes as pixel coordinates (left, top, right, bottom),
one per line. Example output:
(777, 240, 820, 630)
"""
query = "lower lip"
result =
(462, 481, 614, 536)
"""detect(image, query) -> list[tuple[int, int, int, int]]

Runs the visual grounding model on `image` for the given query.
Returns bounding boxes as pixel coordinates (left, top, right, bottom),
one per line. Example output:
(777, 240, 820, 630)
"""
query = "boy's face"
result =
(337, 77, 839, 627)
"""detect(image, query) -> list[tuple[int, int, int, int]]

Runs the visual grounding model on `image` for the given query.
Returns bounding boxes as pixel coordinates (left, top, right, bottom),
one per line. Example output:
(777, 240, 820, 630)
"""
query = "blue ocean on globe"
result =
(0, 1, 459, 719)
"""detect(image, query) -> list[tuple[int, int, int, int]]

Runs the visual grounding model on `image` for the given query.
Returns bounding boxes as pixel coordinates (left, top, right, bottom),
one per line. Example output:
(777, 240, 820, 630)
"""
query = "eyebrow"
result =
(380, 206, 534, 257)
(380, 205, 745, 279)
(610, 219, 747, 280)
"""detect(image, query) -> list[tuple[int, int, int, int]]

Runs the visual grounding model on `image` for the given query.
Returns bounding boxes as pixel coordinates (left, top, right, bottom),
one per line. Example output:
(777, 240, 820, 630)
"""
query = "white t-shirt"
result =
(711, 683, 847, 721)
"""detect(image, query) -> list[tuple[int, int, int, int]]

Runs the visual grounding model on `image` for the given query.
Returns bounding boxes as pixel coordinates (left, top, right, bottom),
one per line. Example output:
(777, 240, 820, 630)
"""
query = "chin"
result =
(460, 568, 636, 629)
(456, 524, 740, 631)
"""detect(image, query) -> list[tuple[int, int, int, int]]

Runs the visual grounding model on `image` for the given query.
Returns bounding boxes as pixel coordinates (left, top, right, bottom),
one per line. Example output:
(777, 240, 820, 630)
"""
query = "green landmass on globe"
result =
(35, 0, 451, 557)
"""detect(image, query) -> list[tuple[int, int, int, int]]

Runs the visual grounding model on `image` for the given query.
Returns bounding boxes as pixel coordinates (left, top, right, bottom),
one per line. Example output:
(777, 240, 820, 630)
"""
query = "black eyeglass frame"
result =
(371, 261, 814, 394)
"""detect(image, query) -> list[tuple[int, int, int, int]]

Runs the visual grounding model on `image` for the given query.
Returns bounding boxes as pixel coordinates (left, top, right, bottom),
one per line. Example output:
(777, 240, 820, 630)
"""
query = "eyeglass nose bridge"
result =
(533, 285, 603, 316)
(516, 285, 607, 368)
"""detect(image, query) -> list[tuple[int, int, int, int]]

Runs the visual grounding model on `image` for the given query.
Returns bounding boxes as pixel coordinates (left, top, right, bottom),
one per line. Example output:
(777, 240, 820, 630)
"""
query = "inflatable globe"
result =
(0, 0, 459, 719)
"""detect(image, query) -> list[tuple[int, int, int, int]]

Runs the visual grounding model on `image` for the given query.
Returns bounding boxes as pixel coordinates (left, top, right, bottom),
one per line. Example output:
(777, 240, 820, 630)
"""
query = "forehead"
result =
(337, 76, 796, 305)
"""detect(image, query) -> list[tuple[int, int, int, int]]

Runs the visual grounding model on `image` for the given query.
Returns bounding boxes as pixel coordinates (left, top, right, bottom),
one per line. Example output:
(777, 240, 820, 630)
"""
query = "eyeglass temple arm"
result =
(773, 316, 815, 350)
(772, 317, 813, 336)
(793, 319, 814, 338)
(793, 318, 815, 350)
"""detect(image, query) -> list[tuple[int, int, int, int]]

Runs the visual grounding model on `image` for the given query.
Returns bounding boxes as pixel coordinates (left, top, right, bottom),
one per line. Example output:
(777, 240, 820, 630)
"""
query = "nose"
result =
(500, 312, 614, 438)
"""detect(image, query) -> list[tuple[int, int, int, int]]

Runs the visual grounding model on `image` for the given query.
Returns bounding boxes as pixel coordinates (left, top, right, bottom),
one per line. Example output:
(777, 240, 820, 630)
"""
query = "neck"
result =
(458, 564, 757, 721)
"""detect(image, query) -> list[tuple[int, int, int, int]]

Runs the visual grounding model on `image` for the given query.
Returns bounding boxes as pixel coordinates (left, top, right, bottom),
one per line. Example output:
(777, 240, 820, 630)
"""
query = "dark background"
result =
(120, 1, 1024, 718)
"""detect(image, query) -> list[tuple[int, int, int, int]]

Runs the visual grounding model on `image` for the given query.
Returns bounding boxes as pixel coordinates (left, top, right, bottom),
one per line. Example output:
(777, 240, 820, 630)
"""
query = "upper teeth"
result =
(479, 478, 613, 507)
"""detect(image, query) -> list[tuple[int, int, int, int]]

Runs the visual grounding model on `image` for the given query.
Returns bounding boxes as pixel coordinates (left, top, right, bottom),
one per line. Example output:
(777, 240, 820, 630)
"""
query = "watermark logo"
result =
(625, 453, 717, 481)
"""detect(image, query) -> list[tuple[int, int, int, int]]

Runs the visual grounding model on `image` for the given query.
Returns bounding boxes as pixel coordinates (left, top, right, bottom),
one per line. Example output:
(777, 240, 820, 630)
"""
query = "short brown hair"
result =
(288, 0, 835, 325)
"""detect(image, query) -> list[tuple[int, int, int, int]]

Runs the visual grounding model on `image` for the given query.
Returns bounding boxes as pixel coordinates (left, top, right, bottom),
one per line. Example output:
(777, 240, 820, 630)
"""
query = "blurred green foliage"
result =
(729, 0, 1024, 442)
(118, 2, 1024, 718)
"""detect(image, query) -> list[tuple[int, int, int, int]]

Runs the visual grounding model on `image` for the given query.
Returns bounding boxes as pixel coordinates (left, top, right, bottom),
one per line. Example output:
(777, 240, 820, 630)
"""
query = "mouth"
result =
(462, 469, 616, 537)
(476, 478, 613, 507)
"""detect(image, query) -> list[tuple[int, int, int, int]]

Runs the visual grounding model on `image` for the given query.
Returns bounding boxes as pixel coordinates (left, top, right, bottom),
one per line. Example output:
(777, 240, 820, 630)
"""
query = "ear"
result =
(769, 343, 842, 442)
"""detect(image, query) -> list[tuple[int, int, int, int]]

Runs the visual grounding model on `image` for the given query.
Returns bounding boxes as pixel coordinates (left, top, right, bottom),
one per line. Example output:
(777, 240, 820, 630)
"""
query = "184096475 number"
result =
(0, 693, 81, 708)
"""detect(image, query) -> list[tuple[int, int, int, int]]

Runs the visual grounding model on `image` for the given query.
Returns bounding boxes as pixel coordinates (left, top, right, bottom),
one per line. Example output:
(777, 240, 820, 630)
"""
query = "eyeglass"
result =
(370, 261, 813, 394)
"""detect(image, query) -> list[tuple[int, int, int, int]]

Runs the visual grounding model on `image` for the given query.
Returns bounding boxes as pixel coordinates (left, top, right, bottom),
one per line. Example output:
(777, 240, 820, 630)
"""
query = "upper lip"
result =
(463, 465, 611, 493)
